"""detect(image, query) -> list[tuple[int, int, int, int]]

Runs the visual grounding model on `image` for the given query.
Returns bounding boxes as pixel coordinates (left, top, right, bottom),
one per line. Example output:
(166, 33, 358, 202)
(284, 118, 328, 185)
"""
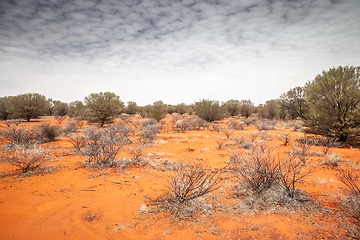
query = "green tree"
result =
(194, 99, 225, 122)
(10, 93, 49, 121)
(224, 99, 241, 117)
(280, 86, 308, 119)
(69, 100, 86, 118)
(258, 99, 281, 119)
(239, 100, 255, 118)
(124, 101, 140, 115)
(305, 66, 360, 143)
(84, 92, 124, 127)
(0, 96, 12, 120)
(53, 102, 69, 116)
(147, 100, 167, 121)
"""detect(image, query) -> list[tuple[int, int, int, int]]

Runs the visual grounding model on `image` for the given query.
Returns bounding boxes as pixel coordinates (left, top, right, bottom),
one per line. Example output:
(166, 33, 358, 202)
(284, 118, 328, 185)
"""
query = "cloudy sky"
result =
(0, 0, 359, 106)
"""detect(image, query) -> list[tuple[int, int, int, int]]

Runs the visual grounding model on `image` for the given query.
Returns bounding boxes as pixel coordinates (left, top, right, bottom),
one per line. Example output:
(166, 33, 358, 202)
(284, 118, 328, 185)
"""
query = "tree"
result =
(53, 102, 69, 116)
(10, 93, 49, 121)
(124, 101, 139, 115)
(0, 96, 11, 120)
(280, 86, 308, 120)
(239, 100, 255, 118)
(147, 100, 167, 121)
(224, 99, 241, 117)
(305, 66, 360, 143)
(84, 92, 124, 127)
(258, 99, 281, 119)
(69, 100, 86, 118)
(194, 99, 225, 122)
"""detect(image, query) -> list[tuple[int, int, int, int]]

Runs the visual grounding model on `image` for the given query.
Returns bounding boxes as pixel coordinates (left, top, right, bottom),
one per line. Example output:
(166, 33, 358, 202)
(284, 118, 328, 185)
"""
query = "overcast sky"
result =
(0, 0, 359, 106)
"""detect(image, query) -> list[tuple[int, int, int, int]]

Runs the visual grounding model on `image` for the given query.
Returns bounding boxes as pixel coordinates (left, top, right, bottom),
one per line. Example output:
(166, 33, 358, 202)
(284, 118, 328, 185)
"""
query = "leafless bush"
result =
(221, 129, 233, 140)
(67, 134, 86, 151)
(278, 155, 315, 198)
(317, 137, 338, 156)
(255, 119, 277, 131)
(62, 119, 83, 135)
(338, 169, 360, 231)
(129, 145, 147, 166)
(231, 147, 280, 195)
(140, 123, 160, 142)
(151, 160, 220, 220)
(234, 137, 253, 149)
(36, 123, 60, 142)
(1, 126, 38, 148)
(0, 145, 49, 173)
(291, 136, 317, 164)
(277, 131, 292, 146)
(81, 125, 129, 166)
(243, 117, 256, 126)
(215, 137, 226, 150)
(226, 118, 244, 130)
(285, 120, 303, 131)
(210, 122, 222, 133)
(321, 153, 342, 167)
(3, 119, 22, 127)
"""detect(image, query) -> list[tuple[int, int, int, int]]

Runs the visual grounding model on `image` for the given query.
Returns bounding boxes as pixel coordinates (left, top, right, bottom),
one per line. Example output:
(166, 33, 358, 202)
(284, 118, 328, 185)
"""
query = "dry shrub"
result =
(1, 125, 38, 148)
(81, 125, 129, 166)
(321, 153, 342, 167)
(291, 136, 317, 164)
(231, 147, 280, 195)
(277, 131, 292, 146)
(0, 145, 49, 173)
(226, 118, 244, 130)
(234, 136, 253, 149)
(255, 119, 277, 131)
(140, 120, 160, 143)
(67, 134, 86, 151)
(36, 123, 60, 142)
(62, 119, 83, 135)
(150, 160, 221, 220)
(129, 145, 147, 166)
(215, 138, 226, 150)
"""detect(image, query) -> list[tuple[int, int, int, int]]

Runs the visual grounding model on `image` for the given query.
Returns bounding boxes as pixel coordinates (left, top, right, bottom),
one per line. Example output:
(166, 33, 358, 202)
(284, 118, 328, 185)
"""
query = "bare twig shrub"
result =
(4, 119, 22, 127)
(317, 137, 338, 156)
(321, 153, 342, 167)
(215, 138, 226, 150)
(278, 155, 315, 198)
(231, 147, 280, 195)
(151, 160, 221, 220)
(140, 122, 160, 143)
(67, 134, 86, 151)
(277, 131, 292, 146)
(338, 168, 360, 237)
(2, 126, 38, 148)
(129, 145, 147, 166)
(226, 118, 244, 130)
(291, 136, 317, 164)
(0, 145, 49, 173)
(221, 129, 233, 140)
(243, 117, 256, 126)
(62, 119, 83, 135)
(82, 125, 129, 166)
(210, 122, 222, 133)
(36, 123, 60, 142)
(234, 136, 253, 149)
(255, 119, 277, 131)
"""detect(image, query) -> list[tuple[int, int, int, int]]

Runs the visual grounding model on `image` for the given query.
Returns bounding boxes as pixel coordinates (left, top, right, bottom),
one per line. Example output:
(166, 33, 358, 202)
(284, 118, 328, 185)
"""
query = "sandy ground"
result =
(0, 115, 359, 239)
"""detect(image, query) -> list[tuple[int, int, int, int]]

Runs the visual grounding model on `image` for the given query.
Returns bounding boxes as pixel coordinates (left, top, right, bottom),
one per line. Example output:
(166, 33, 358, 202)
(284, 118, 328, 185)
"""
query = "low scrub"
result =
(150, 160, 221, 220)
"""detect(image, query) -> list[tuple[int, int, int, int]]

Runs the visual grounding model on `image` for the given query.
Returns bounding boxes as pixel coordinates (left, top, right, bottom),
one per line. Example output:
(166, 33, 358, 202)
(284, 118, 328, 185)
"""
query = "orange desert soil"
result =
(0, 116, 359, 239)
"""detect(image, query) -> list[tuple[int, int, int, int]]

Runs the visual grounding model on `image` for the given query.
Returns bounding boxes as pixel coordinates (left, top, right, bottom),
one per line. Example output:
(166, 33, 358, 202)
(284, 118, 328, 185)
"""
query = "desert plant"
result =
(129, 145, 146, 165)
(231, 147, 280, 195)
(277, 131, 292, 146)
(82, 125, 129, 166)
(84, 92, 124, 127)
(2, 125, 38, 148)
(279, 86, 308, 120)
(278, 155, 315, 198)
(239, 100, 255, 118)
(147, 101, 167, 121)
(194, 99, 226, 122)
(9, 93, 49, 121)
(140, 121, 160, 142)
(338, 169, 360, 196)
(322, 153, 342, 167)
(291, 136, 317, 164)
(255, 119, 277, 131)
(317, 137, 338, 156)
(0, 96, 11, 120)
(36, 123, 60, 142)
(0, 145, 49, 173)
(152, 160, 221, 219)
(226, 118, 244, 130)
(305, 66, 360, 144)
(67, 134, 86, 151)
(62, 119, 83, 135)
(215, 138, 226, 150)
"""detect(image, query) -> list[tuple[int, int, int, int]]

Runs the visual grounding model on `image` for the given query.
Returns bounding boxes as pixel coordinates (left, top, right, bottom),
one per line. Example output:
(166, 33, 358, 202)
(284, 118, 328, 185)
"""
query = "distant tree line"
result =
(1, 65, 359, 144)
